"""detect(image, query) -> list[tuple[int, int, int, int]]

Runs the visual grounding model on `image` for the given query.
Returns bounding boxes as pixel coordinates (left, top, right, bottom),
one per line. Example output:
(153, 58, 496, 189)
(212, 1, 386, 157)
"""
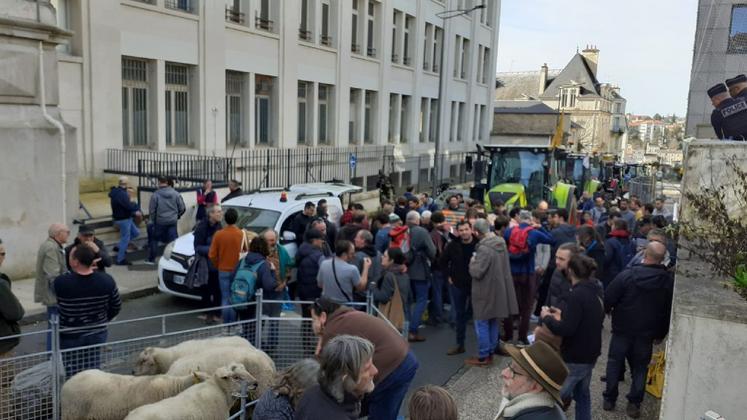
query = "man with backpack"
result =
(405, 211, 436, 343)
(503, 210, 555, 345)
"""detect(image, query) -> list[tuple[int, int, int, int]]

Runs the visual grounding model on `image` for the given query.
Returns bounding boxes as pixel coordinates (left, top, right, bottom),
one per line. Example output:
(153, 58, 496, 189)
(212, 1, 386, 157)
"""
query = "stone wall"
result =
(661, 140, 747, 419)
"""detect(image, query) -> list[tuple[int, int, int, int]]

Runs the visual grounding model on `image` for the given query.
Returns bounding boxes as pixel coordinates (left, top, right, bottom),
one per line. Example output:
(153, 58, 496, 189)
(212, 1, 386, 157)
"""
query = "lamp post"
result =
(432, 3, 485, 198)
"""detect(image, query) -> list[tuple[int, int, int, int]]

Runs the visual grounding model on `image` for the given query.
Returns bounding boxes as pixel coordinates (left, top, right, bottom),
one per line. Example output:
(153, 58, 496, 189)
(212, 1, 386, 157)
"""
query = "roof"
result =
(494, 69, 561, 100)
(493, 100, 558, 115)
(222, 190, 332, 210)
(539, 54, 601, 100)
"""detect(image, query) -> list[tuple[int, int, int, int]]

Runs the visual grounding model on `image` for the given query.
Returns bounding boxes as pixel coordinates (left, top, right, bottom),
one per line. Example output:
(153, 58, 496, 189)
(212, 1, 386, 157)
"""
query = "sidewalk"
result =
(14, 264, 160, 324)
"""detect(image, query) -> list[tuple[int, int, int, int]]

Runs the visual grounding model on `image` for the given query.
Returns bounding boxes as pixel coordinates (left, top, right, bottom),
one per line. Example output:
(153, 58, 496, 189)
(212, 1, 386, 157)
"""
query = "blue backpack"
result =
(230, 259, 264, 305)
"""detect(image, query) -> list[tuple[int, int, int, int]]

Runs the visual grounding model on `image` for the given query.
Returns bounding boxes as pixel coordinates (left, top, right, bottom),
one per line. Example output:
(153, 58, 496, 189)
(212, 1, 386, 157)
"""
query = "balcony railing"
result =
(165, 0, 193, 13)
(299, 29, 312, 41)
(403, 56, 411, 66)
(433, 63, 439, 73)
(423, 61, 430, 71)
(391, 53, 399, 63)
(320, 34, 332, 46)
(367, 47, 376, 57)
(351, 43, 360, 53)
(225, 7, 244, 24)
(255, 14, 273, 31)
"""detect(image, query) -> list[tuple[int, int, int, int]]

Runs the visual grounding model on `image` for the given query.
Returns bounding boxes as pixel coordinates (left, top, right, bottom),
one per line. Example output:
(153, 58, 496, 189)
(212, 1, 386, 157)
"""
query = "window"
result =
(423, 23, 433, 71)
(318, 84, 332, 145)
(298, 82, 309, 144)
(482, 46, 491, 84)
(486, 0, 494, 27)
(299, 0, 311, 40)
(367, 1, 376, 57)
(403, 15, 413, 65)
(389, 94, 398, 143)
(461, 38, 470, 79)
(473, 104, 480, 142)
(450, 101, 457, 142)
(479, 104, 487, 141)
(392, 11, 400, 63)
(122, 57, 149, 147)
(321, 0, 332, 45)
(165, 0, 195, 13)
(225, 0, 244, 24)
(419, 98, 428, 143)
(560, 88, 577, 109)
(400, 95, 410, 143)
(256, 0, 273, 31)
(255, 75, 274, 145)
(349, 88, 361, 144)
(453, 36, 462, 78)
(226, 71, 244, 146)
(352, 0, 360, 52)
(730, 5, 747, 53)
(458, 102, 466, 142)
(165, 63, 189, 146)
(429, 99, 438, 143)
(476, 45, 484, 83)
(51, 0, 71, 52)
(364, 91, 376, 143)
(433, 27, 442, 73)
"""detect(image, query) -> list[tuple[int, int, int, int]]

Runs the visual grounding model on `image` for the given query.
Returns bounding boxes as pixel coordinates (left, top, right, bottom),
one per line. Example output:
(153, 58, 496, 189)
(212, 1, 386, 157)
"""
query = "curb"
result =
(19, 286, 160, 326)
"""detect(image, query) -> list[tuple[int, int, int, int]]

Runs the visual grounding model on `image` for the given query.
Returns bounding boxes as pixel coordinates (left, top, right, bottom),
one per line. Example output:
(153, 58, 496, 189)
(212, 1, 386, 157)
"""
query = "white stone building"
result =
(50, 0, 500, 182)
(686, 0, 747, 138)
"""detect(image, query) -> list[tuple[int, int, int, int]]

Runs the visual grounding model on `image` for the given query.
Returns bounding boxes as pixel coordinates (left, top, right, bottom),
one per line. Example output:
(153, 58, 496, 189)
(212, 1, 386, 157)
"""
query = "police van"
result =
(157, 182, 361, 299)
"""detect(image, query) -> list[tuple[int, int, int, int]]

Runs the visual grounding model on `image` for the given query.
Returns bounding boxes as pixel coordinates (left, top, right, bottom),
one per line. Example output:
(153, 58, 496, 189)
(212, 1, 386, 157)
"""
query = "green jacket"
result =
(0, 273, 24, 354)
(34, 237, 67, 306)
(277, 244, 294, 280)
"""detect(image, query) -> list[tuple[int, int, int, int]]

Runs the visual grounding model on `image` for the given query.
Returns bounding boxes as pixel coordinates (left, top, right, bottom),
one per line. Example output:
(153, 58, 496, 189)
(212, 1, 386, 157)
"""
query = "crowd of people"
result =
(0, 176, 678, 419)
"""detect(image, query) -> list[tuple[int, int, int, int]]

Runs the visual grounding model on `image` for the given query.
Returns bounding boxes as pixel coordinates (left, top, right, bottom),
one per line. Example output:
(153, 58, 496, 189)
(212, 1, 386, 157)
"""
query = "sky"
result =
(496, 0, 698, 117)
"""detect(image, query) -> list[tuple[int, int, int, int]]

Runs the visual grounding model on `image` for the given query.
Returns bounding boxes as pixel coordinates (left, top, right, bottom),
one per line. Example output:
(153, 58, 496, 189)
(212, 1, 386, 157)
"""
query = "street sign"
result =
(349, 153, 357, 169)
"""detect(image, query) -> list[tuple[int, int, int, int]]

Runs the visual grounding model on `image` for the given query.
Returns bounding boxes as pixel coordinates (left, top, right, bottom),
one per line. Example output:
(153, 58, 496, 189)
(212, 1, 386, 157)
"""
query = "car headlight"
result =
(163, 241, 175, 261)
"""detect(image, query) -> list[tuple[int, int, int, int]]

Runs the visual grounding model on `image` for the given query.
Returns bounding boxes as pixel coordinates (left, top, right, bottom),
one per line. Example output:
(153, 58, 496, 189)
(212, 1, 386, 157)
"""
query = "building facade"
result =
(686, 0, 747, 138)
(494, 47, 627, 155)
(50, 0, 500, 181)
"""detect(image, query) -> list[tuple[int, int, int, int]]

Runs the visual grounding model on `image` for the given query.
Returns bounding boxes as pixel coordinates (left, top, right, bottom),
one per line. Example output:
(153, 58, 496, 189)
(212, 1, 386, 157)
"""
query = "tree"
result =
(653, 113, 663, 120)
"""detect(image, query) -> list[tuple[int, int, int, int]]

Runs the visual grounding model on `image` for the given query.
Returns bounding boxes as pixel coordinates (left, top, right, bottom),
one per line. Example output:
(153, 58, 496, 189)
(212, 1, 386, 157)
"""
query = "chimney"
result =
(539, 63, 548, 95)
(581, 45, 599, 78)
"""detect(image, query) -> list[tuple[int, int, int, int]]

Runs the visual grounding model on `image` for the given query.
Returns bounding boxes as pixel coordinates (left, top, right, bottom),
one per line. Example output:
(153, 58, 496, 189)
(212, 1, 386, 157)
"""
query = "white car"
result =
(157, 182, 361, 299)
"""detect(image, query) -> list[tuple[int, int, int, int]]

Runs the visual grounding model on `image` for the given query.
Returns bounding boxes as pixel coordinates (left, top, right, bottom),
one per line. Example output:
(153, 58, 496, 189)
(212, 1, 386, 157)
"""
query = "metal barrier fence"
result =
(0, 291, 402, 420)
(628, 176, 658, 204)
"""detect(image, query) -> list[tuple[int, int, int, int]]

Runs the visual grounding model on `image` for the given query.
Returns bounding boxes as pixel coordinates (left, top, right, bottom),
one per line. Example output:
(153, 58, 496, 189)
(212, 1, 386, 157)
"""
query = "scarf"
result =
(494, 391, 557, 419)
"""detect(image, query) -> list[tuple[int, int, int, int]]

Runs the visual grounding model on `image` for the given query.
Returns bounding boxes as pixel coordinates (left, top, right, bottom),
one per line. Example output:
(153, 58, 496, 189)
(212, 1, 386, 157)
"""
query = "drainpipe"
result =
(39, 41, 67, 224)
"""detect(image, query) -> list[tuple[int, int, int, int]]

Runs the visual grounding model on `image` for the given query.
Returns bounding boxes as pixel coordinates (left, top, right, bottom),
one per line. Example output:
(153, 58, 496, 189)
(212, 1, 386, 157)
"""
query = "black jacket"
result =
(605, 264, 674, 339)
(221, 188, 243, 203)
(291, 213, 315, 245)
(545, 269, 571, 311)
(109, 186, 139, 221)
(295, 385, 360, 420)
(441, 239, 476, 290)
(543, 280, 604, 364)
(193, 219, 222, 272)
(295, 242, 324, 298)
(65, 237, 113, 273)
(0, 274, 24, 354)
(584, 240, 606, 282)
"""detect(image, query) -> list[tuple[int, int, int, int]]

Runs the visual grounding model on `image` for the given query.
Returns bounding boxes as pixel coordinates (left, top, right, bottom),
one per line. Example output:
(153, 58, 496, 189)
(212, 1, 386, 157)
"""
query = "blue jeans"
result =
(60, 330, 108, 379)
(114, 218, 140, 263)
(604, 334, 653, 405)
(46, 306, 58, 351)
(474, 318, 500, 359)
(561, 362, 595, 420)
(449, 284, 470, 347)
(218, 271, 237, 323)
(409, 280, 430, 334)
(148, 223, 177, 262)
(365, 351, 419, 420)
(428, 271, 446, 323)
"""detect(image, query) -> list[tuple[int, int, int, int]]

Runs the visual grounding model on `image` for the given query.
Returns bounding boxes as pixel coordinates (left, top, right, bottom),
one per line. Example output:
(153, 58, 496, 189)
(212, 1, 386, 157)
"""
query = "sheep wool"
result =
(124, 363, 257, 420)
(61, 370, 209, 420)
(133, 336, 255, 375)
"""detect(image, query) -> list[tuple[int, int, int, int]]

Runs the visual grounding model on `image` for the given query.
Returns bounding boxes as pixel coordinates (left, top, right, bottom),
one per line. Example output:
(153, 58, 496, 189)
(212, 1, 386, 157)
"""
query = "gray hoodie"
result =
(149, 186, 186, 225)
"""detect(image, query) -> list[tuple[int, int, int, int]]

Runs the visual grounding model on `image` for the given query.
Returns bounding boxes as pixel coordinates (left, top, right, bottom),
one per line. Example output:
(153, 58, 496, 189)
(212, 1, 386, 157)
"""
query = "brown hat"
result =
(503, 341, 569, 404)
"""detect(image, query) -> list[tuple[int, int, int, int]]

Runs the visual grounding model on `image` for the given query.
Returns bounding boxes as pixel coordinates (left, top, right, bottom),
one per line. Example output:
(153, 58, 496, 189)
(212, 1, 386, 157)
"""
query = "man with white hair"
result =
(35, 223, 70, 350)
(503, 210, 554, 346)
(405, 210, 436, 343)
(296, 334, 378, 419)
(467, 219, 518, 366)
(109, 176, 141, 265)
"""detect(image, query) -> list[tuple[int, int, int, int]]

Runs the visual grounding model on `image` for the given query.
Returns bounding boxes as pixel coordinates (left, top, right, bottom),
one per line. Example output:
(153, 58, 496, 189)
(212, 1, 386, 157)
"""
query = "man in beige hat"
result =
(495, 341, 569, 420)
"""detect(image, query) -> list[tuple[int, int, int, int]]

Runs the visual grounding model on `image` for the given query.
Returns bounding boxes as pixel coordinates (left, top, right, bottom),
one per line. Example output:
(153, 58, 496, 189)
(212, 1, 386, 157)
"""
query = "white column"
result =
(154, 59, 166, 151)
(310, 82, 320, 146)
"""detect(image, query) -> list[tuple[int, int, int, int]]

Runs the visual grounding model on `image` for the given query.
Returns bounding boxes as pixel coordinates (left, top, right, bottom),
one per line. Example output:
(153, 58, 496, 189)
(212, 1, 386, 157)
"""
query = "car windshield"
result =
(223, 206, 281, 233)
(569, 159, 585, 184)
(489, 150, 547, 205)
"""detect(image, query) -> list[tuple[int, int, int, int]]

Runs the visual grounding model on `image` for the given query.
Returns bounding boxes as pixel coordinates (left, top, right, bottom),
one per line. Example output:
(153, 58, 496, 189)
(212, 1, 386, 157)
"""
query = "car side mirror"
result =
(282, 231, 296, 243)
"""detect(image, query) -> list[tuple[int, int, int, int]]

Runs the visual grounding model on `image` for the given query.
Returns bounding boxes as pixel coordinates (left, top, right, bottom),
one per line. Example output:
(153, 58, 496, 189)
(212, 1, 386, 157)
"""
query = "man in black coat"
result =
(65, 225, 112, 273)
(440, 220, 476, 355)
(602, 241, 673, 418)
(220, 179, 243, 203)
(291, 202, 317, 245)
(0, 239, 24, 356)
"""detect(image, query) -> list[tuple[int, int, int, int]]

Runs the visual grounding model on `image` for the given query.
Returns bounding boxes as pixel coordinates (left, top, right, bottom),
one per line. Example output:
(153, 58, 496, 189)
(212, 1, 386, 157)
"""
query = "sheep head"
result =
(214, 363, 258, 397)
(192, 371, 211, 383)
(133, 347, 159, 375)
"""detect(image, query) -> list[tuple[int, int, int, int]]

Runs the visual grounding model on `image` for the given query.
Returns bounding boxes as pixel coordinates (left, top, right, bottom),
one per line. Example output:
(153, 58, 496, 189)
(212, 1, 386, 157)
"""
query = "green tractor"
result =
(469, 144, 578, 218)
(556, 153, 602, 198)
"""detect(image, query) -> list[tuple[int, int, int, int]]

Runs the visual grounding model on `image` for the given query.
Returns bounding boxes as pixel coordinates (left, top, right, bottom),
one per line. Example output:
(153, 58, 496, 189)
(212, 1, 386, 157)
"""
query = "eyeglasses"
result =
(505, 363, 526, 380)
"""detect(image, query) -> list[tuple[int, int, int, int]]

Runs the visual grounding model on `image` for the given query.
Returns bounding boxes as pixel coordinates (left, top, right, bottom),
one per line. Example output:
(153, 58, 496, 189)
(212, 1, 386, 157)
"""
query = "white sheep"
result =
(133, 336, 255, 375)
(165, 346, 276, 395)
(124, 363, 257, 420)
(61, 370, 210, 420)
